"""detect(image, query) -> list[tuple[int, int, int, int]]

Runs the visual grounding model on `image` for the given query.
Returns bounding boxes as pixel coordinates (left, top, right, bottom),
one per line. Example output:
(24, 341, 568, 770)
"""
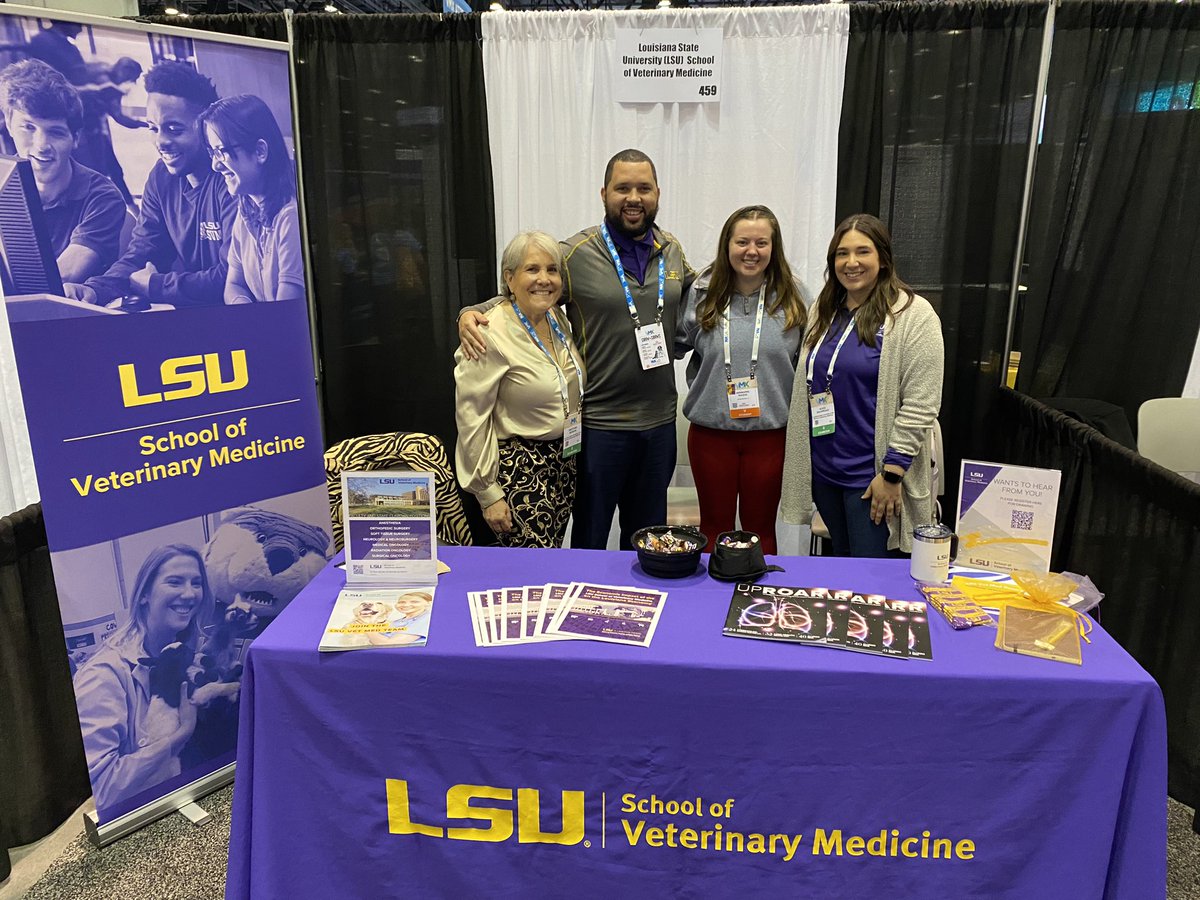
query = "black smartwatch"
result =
(881, 469, 903, 485)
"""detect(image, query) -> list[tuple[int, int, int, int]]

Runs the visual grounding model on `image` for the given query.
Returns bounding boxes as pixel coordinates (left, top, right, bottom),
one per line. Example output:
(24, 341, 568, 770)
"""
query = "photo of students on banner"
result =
(0, 13, 300, 318)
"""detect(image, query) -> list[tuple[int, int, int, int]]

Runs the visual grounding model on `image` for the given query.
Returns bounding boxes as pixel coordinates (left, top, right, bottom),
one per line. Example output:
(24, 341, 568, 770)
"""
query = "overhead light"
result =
(657, 0, 671, 7)
(324, 3, 339, 10)
(489, 1, 504, 9)
(164, 5, 179, 13)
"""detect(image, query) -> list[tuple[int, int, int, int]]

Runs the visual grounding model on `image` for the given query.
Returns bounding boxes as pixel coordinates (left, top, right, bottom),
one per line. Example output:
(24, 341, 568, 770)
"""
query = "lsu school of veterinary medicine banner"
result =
(0, 9, 330, 826)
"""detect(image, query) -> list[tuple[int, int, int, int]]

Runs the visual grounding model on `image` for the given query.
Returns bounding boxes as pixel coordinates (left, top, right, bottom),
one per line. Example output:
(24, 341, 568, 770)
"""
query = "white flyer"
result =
(955, 460, 1061, 574)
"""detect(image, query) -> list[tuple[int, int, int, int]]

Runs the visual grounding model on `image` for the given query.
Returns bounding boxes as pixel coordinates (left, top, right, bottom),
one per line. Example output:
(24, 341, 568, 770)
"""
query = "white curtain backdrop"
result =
(481, 5, 849, 296)
(0, 309, 39, 515)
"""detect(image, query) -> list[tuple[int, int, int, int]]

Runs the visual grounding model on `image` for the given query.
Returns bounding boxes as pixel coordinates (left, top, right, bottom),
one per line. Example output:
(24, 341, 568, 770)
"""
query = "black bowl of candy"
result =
(632, 525, 707, 578)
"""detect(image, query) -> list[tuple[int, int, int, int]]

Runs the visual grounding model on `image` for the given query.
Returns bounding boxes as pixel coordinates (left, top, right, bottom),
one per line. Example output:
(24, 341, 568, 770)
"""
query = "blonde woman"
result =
(454, 231, 585, 547)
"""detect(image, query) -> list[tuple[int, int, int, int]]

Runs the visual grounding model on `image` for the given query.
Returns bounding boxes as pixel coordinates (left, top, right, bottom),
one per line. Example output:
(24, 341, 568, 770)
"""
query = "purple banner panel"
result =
(0, 9, 329, 824)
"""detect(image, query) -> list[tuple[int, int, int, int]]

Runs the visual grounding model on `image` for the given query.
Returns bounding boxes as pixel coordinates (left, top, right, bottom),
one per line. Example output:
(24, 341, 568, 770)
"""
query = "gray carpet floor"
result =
(15, 789, 1200, 898)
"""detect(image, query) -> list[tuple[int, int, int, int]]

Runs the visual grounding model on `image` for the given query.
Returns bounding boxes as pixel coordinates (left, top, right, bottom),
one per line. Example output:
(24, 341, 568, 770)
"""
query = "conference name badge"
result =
(563, 413, 582, 458)
(635, 322, 670, 370)
(810, 391, 835, 436)
(727, 376, 761, 419)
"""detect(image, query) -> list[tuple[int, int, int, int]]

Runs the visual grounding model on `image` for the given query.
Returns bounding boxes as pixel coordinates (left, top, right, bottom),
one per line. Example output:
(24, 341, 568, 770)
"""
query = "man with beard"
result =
(459, 149, 694, 549)
(64, 61, 236, 309)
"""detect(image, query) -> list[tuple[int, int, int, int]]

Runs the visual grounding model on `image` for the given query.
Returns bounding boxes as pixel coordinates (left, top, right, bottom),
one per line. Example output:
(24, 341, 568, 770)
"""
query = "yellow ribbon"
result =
(951, 574, 1093, 644)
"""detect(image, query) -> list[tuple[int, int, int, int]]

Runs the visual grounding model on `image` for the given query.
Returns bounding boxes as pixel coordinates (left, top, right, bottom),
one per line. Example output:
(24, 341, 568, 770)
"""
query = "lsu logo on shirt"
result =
(200, 220, 222, 241)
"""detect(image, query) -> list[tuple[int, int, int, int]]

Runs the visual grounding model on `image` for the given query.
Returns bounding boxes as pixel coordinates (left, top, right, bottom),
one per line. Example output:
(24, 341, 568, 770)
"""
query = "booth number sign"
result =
(614, 28, 723, 104)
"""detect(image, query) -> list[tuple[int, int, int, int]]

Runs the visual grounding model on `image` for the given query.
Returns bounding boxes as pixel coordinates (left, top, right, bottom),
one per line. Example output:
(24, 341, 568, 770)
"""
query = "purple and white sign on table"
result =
(341, 471, 438, 584)
(0, 9, 331, 829)
(548, 582, 667, 647)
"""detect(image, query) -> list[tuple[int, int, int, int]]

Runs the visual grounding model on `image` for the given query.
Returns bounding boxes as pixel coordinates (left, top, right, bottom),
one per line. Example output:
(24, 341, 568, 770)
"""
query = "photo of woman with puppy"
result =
(71, 543, 216, 810)
(64, 487, 332, 816)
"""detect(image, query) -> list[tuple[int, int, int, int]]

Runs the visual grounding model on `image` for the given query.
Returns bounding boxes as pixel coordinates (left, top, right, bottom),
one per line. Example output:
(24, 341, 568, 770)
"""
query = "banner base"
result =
(83, 762, 235, 848)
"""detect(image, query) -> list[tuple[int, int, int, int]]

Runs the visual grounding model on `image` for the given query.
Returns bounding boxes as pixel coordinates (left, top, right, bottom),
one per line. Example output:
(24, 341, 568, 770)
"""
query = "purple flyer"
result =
(548, 582, 667, 647)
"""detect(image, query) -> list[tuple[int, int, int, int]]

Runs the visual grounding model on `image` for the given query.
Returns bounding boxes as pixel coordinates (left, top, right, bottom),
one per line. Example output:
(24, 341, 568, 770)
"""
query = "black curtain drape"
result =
(994, 388, 1200, 819)
(1017, 1, 1200, 430)
(838, 1, 1047, 510)
(291, 14, 496, 455)
(136, 13, 287, 41)
(0, 505, 89, 881)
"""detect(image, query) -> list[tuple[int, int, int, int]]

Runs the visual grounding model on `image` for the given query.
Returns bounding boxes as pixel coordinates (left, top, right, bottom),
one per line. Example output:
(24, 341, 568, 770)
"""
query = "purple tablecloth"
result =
(225, 547, 1165, 899)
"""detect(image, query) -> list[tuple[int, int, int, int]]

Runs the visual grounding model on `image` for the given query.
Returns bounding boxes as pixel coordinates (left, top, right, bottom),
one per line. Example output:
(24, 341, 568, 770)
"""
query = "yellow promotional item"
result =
(993, 569, 1091, 665)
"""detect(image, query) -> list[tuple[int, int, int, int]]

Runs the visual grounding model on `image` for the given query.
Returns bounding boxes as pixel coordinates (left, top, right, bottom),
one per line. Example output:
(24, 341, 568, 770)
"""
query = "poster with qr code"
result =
(956, 460, 1060, 574)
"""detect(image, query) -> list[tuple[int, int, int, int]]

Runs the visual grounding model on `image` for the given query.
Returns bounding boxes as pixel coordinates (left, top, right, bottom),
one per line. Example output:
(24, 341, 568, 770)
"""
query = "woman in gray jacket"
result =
(676, 205, 808, 554)
(781, 214, 943, 557)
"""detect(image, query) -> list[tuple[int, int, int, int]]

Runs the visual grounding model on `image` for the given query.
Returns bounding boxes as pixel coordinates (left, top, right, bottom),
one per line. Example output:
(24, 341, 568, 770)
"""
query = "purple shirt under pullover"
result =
(607, 225, 653, 284)
(808, 307, 912, 489)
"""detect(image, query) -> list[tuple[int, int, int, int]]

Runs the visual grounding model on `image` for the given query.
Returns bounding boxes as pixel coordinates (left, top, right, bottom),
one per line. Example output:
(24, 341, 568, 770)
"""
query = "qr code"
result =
(352, 564, 364, 575)
(1011, 510, 1035, 531)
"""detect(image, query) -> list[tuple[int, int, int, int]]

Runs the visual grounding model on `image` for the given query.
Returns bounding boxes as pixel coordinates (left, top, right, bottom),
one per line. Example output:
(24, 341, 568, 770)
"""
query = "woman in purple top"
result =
(781, 214, 943, 558)
(198, 94, 304, 304)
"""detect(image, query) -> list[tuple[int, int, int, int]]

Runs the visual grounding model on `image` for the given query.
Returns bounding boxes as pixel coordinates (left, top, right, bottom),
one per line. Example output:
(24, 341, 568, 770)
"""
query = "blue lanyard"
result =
(510, 301, 582, 416)
(599, 223, 665, 327)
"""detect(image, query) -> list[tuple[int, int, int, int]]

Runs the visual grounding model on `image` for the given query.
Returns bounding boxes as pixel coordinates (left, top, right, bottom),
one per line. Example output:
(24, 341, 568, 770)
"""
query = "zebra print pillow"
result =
(324, 432, 473, 550)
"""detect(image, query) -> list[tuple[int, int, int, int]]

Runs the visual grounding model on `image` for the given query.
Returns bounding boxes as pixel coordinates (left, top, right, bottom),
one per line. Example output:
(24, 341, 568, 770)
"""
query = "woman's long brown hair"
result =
(804, 213, 912, 350)
(697, 205, 806, 333)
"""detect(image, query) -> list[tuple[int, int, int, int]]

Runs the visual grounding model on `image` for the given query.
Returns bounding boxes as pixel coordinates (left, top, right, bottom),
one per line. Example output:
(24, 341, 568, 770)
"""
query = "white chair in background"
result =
(1137, 398, 1200, 476)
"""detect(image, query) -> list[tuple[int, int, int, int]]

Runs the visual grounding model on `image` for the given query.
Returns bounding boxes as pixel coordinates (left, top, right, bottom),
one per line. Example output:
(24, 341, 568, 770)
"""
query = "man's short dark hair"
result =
(0, 59, 83, 134)
(604, 148, 658, 188)
(143, 60, 218, 110)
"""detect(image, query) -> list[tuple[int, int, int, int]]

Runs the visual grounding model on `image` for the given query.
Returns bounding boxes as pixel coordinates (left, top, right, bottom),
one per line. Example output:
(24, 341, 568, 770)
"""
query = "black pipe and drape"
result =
(290, 14, 496, 454)
(0, 506, 89, 881)
(994, 388, 1200, 819)
(836, 0, 1047, 512)
(1017, 1, 1200, 430)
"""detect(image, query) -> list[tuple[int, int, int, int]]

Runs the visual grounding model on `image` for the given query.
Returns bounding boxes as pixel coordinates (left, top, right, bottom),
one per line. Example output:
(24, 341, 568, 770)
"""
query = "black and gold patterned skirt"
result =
(496, 435, 576, 548)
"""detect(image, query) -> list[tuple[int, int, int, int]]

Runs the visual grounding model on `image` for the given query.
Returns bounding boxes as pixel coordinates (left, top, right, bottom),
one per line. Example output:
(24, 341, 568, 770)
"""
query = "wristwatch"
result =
(881, 469, 904, 485)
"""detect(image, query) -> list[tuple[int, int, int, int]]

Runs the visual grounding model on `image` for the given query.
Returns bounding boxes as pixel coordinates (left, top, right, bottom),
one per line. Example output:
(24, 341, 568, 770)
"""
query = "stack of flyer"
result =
(320, 471, 440, 652)
(469, 582, 666, 649)
(723, 583, 932, 660)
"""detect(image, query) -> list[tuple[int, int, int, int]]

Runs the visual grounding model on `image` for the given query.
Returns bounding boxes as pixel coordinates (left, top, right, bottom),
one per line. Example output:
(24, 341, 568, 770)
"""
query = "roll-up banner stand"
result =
(0, 6, 331, 844)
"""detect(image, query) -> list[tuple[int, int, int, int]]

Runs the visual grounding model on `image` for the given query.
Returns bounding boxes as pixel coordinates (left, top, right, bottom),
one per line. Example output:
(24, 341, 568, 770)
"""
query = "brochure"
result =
(534, 584, 571, 639)
(467, 582, 666, 649)
(323, 470, 440, 651)
(956, 460, 1060, 574)
(468, 584, 575, 647)
(723, 584, 932, 660)
(319, 587, 436, 652)
(547, 582, 667, 648)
